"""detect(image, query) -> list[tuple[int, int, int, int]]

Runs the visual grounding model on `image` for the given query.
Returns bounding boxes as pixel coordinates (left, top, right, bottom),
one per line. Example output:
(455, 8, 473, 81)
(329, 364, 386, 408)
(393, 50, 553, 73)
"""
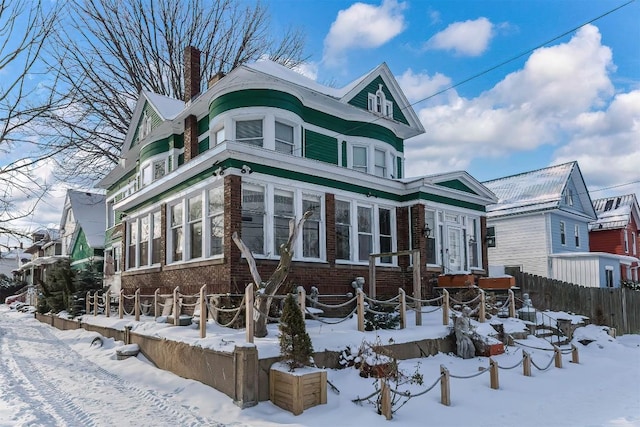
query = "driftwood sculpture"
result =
(232, 211, 312, 338)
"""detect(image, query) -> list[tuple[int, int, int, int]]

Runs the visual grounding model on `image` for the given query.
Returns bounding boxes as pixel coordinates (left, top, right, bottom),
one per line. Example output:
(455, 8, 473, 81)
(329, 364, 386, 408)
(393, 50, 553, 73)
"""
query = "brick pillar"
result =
(184, 114, 198, 162)
(396, 206, 410, 274)
(325, 193, 336, 265)
(184, 46, 201, 103)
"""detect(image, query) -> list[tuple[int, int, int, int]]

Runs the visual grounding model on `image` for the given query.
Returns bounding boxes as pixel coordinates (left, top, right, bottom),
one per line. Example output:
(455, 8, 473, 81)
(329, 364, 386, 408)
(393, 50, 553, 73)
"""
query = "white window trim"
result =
(560, 221, 566, 246)
(574, 224, 580, 248)
(632, 232, 637, 256)
(351, 145, 368, 173)
(624, 229, 629, 253)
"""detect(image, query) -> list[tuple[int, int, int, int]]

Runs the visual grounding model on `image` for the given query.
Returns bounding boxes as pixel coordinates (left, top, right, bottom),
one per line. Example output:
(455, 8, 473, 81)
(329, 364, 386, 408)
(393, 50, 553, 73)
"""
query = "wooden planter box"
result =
(437, 274, 474, 287)
(478, 276, 515, 289)
(480, 342, 505, 357)
(270, 364, 327, 415)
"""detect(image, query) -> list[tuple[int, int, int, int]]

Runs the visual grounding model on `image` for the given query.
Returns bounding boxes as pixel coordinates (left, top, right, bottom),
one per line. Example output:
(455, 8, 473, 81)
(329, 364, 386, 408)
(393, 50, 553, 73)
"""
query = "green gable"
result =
(131, 102, 162, 147)
(70, 228, 95, 263)
(347, 76, 409, 125)
(436, 179, 478, 195)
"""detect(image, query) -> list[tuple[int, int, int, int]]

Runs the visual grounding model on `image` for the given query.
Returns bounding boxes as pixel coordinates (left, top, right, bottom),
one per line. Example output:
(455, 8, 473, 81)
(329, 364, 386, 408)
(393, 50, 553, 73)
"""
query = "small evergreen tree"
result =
(70, 261, 104, 317)
(279, 294, 314, 371)
(38, 259, 76, 314)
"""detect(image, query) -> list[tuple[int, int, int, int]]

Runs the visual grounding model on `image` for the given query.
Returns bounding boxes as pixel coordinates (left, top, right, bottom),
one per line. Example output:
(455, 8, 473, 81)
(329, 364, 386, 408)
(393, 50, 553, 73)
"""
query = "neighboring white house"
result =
(0, 249, 30, 278)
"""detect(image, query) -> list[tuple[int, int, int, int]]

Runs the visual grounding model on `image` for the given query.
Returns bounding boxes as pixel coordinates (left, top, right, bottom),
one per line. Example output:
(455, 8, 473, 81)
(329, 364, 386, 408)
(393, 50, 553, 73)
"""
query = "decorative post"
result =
(440, 365, 450, 406)
(442, 289, 450, 326)
(357, 289, 365, 332)
(245, 284, 254, 343)
(413, 250, 422, 326)
(508, 289, 516, 318)
(399, 288, 406, 329)
(571, 344, 579, 364)
(173, 286, 180, 326)
(297, 286, 306, 316)
(134, 288, 140, 321)
(489, 358, 499, 389)
(86, 291, 91, 316)
(523, 351, 532, 377)
(119, 290, 124, 319)
(553, 346, 563, 368)
(479, 289, 486, 323)
(105, 290, 111, 318)
(154, 288, 159, 319)
(93, 291, 98, 316)
(200, 284, 207, 339)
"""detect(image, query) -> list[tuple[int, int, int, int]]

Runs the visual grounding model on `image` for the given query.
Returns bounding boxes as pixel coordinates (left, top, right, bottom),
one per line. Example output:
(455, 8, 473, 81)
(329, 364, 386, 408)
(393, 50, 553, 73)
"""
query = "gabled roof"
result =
(61, 190, 106, 250)
(590, 193, 640, 231)
(483, 161, 596, 219)
(402, 170, 498, 204)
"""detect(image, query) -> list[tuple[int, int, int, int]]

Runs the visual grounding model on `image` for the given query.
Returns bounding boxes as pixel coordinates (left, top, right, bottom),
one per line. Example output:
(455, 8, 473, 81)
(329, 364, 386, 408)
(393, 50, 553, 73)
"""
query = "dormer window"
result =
(367, 84, 393, 118)
(139, 111, 152, 140)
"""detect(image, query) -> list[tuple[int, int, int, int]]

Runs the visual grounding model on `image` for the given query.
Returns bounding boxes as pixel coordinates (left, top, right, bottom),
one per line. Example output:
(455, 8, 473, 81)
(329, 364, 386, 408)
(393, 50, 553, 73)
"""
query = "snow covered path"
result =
(0, 313, 230, 427)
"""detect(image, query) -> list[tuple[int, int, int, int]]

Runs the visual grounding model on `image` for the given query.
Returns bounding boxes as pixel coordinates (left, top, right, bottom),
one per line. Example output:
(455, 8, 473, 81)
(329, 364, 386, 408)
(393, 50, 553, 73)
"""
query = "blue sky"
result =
(3, 0, 639, 242)
(268, 0, 640, 195)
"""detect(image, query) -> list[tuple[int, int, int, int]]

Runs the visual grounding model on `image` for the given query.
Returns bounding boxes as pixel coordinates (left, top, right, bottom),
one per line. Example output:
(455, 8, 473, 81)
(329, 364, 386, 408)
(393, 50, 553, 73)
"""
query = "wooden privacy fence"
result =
(516, 272, 640, 334)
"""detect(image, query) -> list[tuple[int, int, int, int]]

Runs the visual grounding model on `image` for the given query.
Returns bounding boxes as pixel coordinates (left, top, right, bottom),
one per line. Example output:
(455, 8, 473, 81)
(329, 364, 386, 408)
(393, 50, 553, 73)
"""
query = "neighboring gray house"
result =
(482, 162, 603, 285)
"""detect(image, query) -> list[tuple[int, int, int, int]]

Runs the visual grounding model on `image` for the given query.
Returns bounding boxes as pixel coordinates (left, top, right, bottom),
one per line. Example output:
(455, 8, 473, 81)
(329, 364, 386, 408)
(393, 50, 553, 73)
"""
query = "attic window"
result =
(564, 189, 573, 206)
(367, 84, 393, 118)
(139, 111, 152, 140)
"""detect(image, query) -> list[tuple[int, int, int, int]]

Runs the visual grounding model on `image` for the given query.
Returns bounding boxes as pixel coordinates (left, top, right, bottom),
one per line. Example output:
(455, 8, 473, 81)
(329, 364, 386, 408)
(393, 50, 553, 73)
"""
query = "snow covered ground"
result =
(1, 304, 639, 427)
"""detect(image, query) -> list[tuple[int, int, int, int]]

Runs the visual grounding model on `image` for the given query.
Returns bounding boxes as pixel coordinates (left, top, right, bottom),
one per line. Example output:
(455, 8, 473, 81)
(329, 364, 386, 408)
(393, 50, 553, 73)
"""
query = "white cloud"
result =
(425, 17, 493, 56)
(323, 0, 407, 67)
(404, 23, 640, 196)
(396, 69, 452, 104)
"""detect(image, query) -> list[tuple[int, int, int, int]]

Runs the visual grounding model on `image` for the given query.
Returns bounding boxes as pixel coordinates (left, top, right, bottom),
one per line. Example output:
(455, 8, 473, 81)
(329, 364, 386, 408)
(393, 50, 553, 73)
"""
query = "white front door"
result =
(447, 227, 463, 273)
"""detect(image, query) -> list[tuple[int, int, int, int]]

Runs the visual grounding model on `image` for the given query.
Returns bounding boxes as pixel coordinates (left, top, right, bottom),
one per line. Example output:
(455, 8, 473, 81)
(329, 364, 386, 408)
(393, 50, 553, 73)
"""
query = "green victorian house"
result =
(98, 47, 497, 298)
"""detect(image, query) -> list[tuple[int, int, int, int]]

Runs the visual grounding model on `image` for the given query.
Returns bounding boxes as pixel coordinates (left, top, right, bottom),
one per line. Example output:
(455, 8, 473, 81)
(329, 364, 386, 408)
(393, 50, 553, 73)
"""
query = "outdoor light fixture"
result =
(241, 165, 253, 174)
(213, 167, 225, 176)
(423, 225, 431, 238)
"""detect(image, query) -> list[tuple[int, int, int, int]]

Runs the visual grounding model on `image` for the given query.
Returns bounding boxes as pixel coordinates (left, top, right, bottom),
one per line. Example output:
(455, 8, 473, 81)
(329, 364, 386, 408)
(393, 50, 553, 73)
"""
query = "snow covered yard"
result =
(1, 304, 639, 427)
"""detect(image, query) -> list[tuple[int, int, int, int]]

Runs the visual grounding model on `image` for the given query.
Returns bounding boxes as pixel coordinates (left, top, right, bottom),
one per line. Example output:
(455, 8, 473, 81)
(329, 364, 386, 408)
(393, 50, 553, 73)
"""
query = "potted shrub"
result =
(269, 294, 327, 415)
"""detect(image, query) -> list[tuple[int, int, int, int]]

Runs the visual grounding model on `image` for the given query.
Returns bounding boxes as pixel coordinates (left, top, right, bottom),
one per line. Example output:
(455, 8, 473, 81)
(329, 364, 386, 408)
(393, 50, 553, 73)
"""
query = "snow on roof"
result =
(483, 162, 575, 217)
(590, 194, 638, 230)
(245, 60, 370, 99)
(66, 190, 106, 249)
(143, 91, 185, 120)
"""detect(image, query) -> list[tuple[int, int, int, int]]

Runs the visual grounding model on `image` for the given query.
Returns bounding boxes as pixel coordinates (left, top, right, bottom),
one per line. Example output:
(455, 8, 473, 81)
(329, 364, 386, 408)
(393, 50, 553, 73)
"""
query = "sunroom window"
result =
(358, 206, 373, 262)
(188, 195, 202, 259)
(236, 119, 263, 147)
(303, 196, 321, 258)
(379, 208, 392, 263)
(139, 216, 149, 266)
(242, 187, 265, 255)
(208, 187, 224, 256)
(335, 200, 351, 260)
(171, 203, 183, 262)
(152, 211, 161, 264)
(275, 121, 294, 155)
(274, 190, 295, 254)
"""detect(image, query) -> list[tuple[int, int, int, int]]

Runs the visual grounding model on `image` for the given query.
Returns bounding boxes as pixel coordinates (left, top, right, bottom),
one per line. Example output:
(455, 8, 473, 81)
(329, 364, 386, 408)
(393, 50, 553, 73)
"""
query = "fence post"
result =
(93, 291, 98, 316)
(399, 288, 406, 329)
(553, 346, 563, 368)
(523, 351, 531, 377)
(134, 289, 140, 321)
(105, 290, 111, 317)
(413, 250, 422, 326)
(442, 289, 449, 325)
(357, 289, 365, 332)
(297, 286, 306, 316)
(154, 288, 159, 319)
(245, 284, 254, 344)
(479, 289, 486, 323)
(490, 358, 499, 389)
(199, 284, 207, 339)
(571, 344, 579, 364)
(86, 291, 91, 315)
(380, 379, 392, 420)
(119, 290, 124, 319)
(440, 365, 450, 406)
(173, 286, 180, 326)
(508, 289, 516, 318)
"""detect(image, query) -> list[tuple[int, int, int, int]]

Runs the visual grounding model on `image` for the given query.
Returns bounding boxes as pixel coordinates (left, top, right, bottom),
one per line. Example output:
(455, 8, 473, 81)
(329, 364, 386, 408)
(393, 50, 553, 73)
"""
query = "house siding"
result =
(346, 76, 409, 125)
(304, 130, 338, 165)
(551, 257, 600, 287)
(549, 213, 590, 254)
(487, 214, 549, 276)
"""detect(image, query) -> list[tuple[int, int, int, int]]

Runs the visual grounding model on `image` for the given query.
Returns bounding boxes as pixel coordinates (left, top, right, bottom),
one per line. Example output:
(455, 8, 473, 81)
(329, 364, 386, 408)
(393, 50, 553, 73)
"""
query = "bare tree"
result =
(43, 0, 307, 185)
(0, 0, 59, 238)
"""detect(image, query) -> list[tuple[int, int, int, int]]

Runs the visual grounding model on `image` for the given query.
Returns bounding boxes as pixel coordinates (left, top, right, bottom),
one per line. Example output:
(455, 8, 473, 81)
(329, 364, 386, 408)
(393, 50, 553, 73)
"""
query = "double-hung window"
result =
(208, 187, 224, 256)
(236, 119, 263, 147)
(274, 190, 295, 254)
(188, 195, 202, 259)
(303, 196, 321, 258)
(574, 224, 580, 247)
(335, 200, 351, 260)
(469, 218, 479, 268)
(374, 149, 386, 177)
(128, 220, 137, 268)
(152, 211, 161, 264)
(379, 208, 392, 263)
(357, 206, 373, 262)
(353, 146, 367, 173)
(139, 216, 149, 266)
(624, 230, 629, 253)
(560, 221, 566, 245)
(171, 204, 183, 262)
(275, 121, 294, 155)
(242, 186, 265, 255)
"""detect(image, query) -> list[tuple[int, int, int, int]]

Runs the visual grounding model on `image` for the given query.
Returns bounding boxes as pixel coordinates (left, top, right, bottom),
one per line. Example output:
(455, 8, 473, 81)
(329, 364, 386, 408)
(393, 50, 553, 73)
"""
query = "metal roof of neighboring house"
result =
(63, 190, 106, 249)
(483, 161, 595, 219)
(590, 193, 640, 231)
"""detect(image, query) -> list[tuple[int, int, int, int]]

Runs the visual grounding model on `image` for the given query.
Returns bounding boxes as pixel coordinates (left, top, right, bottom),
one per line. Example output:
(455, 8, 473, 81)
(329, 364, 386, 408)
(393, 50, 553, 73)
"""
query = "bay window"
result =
(352, 146, 367, 173)
(374, 149, 386, 177)
(236, 119, 263, 147)
(275, 121, 294, 155)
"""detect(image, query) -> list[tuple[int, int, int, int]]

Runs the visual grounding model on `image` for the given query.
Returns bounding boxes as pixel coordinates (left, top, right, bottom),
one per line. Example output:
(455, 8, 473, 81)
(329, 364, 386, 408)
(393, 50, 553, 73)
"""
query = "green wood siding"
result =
(209, 89, 404, 151)
(139, 137, 171, 163)
(70, 229, 95, 263)
(347, 76, 409, 125)
(198, 137, 209, 153)
(132, 102, 162, 147)
(437, 179, 477, 195)
(396, 156, 403, 179)
(304, 130, 338, 164)
(341, 141, 348, 167)
(197, 114, 209, 135)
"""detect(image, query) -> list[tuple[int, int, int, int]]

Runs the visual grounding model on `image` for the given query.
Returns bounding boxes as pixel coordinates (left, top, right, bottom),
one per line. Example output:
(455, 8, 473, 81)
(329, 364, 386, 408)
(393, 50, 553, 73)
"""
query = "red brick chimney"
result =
(184, 46, 201, 162)
(184, 46, 201, 103)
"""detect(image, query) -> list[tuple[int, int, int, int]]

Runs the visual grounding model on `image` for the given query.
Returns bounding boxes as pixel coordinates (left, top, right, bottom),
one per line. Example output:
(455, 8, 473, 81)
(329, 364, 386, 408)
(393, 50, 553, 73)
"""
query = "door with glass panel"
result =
(446, 227, 463, 273)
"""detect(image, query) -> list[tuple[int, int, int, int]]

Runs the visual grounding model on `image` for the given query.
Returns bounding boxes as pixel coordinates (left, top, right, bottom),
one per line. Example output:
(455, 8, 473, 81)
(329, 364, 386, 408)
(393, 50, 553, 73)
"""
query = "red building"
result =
(590, 194, 640, 282)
